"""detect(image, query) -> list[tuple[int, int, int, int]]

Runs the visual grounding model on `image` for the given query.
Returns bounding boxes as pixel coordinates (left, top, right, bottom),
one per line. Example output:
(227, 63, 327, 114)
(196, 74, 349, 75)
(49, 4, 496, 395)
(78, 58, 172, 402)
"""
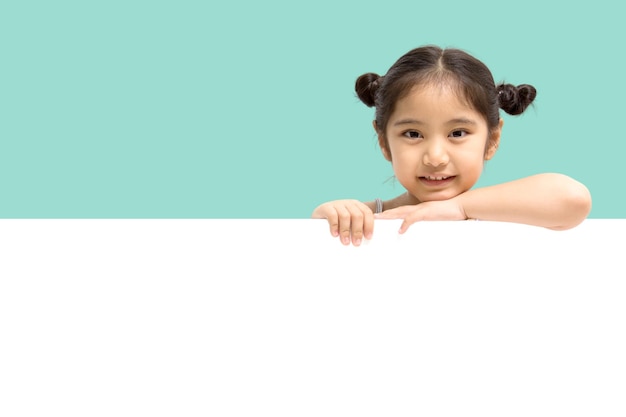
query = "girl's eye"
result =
(403, 131, 422, 139)
(450, 130, 467, 138)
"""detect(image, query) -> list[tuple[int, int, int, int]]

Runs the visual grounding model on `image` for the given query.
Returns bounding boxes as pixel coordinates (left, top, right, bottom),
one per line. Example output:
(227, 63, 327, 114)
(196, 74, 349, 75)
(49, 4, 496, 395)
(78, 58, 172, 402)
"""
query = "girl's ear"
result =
(373, 120, 392, 161)
(485, 118, 504, 160)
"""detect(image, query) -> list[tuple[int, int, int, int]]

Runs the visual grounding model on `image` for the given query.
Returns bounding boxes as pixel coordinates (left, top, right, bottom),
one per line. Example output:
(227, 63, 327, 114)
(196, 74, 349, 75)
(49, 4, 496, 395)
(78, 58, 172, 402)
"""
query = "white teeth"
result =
(426, 176, 448, 180)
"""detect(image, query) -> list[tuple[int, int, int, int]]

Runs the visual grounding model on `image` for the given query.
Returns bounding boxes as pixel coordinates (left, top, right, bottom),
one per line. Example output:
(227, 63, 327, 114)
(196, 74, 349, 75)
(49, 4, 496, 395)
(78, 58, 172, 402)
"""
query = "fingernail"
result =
(354, 238, 361, 246)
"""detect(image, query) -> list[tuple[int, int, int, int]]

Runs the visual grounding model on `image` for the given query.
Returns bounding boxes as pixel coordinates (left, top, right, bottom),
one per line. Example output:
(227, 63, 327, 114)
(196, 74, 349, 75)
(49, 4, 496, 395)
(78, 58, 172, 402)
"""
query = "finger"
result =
(335, 206, 353, 246)
(347, 202, 366, 246)
(362, 207, 375, 240)
(398, 211, 422, 234)
(398, 220, 411, 234)
(322, 206, 340, 237)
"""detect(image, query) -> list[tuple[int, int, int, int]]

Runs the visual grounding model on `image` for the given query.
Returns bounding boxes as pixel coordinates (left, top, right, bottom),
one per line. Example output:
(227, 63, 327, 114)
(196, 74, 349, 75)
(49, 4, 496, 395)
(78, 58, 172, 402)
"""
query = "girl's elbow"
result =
(552, 180, 592, 230)
(569, 180, 592, 218)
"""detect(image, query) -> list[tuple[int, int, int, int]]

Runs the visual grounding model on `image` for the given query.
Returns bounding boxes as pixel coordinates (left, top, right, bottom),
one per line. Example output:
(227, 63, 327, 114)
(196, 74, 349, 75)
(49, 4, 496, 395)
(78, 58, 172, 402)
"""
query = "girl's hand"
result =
(312, 199, 374, 246)
(375, 198, 467, 234)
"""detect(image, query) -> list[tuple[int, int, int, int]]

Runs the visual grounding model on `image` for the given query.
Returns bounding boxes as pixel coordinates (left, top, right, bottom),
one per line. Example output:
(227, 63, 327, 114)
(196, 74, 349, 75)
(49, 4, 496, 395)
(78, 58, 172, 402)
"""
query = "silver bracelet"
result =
(375, 198, 383, 214)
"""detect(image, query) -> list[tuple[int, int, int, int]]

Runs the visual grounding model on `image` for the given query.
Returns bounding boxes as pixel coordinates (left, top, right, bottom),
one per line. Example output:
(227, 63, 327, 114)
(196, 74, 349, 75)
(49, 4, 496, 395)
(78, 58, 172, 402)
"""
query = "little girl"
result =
(312, 45, 592, 246)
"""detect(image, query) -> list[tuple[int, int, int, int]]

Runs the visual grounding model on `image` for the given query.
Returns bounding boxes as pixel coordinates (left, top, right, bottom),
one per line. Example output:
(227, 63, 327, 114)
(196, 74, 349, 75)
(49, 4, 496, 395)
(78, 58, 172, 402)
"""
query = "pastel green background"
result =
(0, 0, 623, 218)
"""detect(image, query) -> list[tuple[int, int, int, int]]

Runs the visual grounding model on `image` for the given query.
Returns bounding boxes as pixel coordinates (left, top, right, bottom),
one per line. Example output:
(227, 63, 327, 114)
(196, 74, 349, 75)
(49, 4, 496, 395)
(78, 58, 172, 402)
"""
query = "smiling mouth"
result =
(419, 175, 456, 186)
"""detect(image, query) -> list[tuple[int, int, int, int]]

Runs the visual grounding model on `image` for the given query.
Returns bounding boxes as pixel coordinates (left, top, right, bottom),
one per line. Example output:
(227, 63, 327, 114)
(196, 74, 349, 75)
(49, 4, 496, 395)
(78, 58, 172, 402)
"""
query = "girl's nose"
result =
(422, 138, 450, 167)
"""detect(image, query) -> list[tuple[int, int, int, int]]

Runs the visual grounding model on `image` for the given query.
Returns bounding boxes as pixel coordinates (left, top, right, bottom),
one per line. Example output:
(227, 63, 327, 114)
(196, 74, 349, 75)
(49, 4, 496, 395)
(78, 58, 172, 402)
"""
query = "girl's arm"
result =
(377, 173, 591, 233)
(311, 193, 422, 246)
(457, 173, 591, 230)
(364, 192, 418, 213)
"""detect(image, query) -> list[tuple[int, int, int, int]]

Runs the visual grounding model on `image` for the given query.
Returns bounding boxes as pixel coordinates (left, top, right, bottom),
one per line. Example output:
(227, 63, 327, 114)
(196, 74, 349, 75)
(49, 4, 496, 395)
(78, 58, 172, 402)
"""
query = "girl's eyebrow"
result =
(447, 117, 477, 125)
(392, 117, 477, 126)
(393, 118, 425, 126)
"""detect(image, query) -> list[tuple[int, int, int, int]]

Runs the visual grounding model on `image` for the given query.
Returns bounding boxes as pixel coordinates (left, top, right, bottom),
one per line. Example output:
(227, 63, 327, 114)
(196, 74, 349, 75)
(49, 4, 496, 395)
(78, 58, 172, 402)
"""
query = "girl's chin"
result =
(413, 189, 459, 202)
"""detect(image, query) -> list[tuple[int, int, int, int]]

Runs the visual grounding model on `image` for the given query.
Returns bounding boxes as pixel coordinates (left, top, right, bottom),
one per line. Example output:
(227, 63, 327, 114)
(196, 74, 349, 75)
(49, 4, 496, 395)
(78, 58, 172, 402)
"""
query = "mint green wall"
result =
(1, 1, 622, 218)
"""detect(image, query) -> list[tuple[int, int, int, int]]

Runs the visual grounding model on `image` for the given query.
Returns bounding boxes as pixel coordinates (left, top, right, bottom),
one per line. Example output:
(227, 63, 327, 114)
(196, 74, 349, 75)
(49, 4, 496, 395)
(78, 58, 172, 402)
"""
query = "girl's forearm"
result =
(367, 192, 418, 213)
(457, 173, 592, 230)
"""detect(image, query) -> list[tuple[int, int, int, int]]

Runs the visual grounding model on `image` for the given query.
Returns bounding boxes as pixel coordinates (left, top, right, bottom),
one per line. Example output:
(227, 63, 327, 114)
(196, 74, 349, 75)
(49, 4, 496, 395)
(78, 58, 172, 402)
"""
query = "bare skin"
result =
(312, 173, 591, 246)
(312, 83, 592, 246)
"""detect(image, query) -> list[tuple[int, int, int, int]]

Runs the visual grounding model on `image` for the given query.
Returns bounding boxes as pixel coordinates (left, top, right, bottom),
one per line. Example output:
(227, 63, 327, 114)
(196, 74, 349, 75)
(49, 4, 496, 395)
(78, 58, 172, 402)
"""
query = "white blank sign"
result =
(0, 219, 624, 416)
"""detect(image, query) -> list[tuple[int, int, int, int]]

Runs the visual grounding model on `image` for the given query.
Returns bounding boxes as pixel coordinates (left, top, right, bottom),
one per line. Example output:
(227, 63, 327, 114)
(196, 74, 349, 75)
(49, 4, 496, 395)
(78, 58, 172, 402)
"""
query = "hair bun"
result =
(355, 72, 382, 107)
(497, 83, 537, 115)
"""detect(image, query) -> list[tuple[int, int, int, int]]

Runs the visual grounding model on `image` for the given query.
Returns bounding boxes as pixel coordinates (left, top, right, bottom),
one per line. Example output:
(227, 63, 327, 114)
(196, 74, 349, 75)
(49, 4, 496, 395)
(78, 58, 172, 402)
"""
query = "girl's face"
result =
(380, 82, 502, 203)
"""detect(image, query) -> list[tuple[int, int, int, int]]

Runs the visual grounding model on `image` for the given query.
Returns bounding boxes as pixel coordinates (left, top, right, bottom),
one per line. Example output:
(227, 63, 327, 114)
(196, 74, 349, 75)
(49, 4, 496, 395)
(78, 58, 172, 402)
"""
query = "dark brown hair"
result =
(355, 45, 536, 152)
